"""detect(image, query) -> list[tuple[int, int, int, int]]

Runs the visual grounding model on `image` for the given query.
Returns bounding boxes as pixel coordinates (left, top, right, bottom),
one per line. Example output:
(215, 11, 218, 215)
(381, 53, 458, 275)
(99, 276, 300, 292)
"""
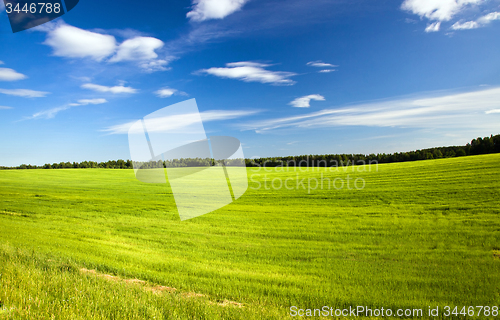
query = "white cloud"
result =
(68, 98, 108, 106)
(105, 109, 259, 134)
(200, 110, 258, 122)
(319, 69, 336, 73)
(401, 0, 481, 21)
(140, 59, 171, 73)
(78, 98, 107, 105)
(451, 20, 479, 29)
(485, 109, 500, 114)
(198, 61, 296, 85)
(31, 99, 107, 119)
(242, 86, 500, 133)
(187, 0, 250, 22)
(401, 0, 500, 32)
(109, 37, 164, 62)
(44, 24, 117, 61)
(0, 61, 4, 65)
(0, 68, 27, 81)
(0, 89, 50, 98)
(425, 21, 441, 32)
(31, 106, 69, 119)
(155, 88, 178, 98)
(0, 106, 12, 109)
(289, 94, 325, 108)
(40, 23, 167, 72)
(448, 11, 500, 31)
(478, 11, 500, 24)
(81, 83, 138, 94)
(307, 61, 338, 68)
(71, 76, 92, 82)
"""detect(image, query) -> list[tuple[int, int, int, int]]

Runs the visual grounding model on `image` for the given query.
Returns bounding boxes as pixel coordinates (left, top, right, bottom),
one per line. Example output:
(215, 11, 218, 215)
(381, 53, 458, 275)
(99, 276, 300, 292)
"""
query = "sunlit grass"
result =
(0, 154, 499, 319)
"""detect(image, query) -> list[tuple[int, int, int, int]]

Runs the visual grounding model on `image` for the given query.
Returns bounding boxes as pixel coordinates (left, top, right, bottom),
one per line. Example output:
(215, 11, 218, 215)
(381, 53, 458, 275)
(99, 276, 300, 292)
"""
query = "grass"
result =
(0, 154, 499, 319)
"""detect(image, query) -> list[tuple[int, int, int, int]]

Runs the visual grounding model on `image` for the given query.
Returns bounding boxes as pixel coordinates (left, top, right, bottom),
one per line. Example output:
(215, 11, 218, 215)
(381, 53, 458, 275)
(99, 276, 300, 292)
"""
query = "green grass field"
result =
(0, 154, 499, 319)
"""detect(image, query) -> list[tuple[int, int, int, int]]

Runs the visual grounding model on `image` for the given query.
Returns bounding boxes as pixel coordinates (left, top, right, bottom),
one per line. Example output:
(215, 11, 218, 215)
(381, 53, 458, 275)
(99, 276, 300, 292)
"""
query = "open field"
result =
(0, 154, 499, 319)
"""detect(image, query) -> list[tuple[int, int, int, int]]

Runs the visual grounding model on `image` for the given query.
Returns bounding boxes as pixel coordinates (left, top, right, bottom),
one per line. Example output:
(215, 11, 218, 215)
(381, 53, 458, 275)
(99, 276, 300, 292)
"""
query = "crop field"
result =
(0, 154, 499, 319)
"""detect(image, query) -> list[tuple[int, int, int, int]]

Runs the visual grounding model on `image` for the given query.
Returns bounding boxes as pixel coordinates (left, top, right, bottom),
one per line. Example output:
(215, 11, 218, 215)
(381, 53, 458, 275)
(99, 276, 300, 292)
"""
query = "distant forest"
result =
(2, 134, 499, 170)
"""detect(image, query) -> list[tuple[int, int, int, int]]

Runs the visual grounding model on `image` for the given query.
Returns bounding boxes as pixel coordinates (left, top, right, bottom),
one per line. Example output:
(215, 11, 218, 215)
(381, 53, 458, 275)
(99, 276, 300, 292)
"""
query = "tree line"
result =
(1, 134, 499, 170)
(248, 134, 500, 167)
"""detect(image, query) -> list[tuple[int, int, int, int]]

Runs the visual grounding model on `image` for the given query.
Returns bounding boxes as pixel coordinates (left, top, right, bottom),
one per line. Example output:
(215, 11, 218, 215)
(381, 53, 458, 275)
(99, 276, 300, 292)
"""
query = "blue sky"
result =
(0, 0, 499, 166)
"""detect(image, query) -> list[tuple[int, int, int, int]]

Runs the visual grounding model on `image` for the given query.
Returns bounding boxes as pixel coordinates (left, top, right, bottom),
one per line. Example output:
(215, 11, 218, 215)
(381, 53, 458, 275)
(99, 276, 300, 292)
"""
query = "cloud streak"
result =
(450, 12, 500, 30)
(198, 61, 296, 85)
(30, 99, 108, 119)
(242, 86, 500, 133)
(307, 61, 337, 73)
(81, 83, 138, 94)
(0, 89, 50, 98)
(0, 68, 27, 81)
(451, 20, 479, 30)
(68, 98, 108, 106)
(105, 109, 259, 134)
(307, 61, 338, 68)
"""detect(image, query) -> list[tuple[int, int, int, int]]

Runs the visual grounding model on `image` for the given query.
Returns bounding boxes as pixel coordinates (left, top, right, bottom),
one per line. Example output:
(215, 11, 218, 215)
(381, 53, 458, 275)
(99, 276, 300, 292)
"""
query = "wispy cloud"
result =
(478, 11, 500, 24)
(154, 87, 187, 98)
(187, 0, 250, 22)
(451, 20, 479, 30)
(401, 0, 481, 22)
(81, 83, 138, 94)
(140, 59, 172, 73)
(307, 61, 337, 73)
(242, 86, 500, 133)
(402, 0, 500, 32)
(105, 109, 259, 134)
(0, 89, 50, 98)
(0, 106, 12, 109)
(198, 61, 297, 85)
(306, 61, 338, 68)
(200, 109, 259, 121)
(425, 21, 441, 32)
(30, 99, 108, 120)
(485, 109, 500, 114)
(449, 11, 500, 30)
(0, 68, 27, 81)
(289, 94, 325, 108)
(68, 98, 108, 106)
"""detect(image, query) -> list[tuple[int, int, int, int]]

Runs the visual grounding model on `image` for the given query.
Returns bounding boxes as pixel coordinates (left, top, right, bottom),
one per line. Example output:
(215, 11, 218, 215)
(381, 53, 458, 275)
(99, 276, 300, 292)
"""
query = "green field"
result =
(0, 154, 499, 319)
